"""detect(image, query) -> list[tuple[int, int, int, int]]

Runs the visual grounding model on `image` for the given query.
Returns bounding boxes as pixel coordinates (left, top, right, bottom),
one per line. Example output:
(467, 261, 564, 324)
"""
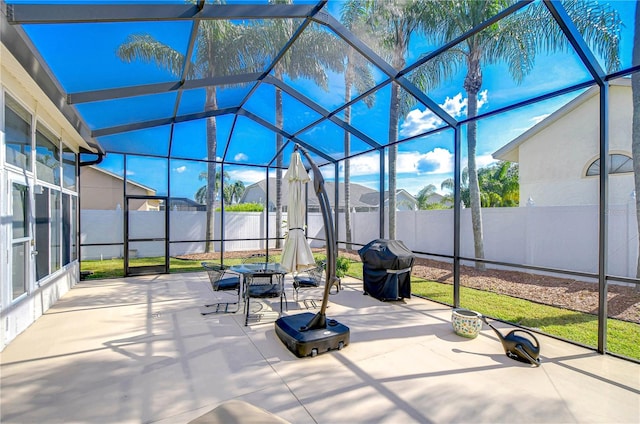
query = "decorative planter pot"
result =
(451, 309, 483, 338)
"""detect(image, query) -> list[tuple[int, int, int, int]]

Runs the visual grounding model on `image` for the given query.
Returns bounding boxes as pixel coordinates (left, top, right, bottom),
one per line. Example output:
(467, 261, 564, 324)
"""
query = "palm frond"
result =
(410, 48, 464, 93)
(517, 1, 621, 74)
(560, 0, 621, 73)
(348, 52, 376, 106)
(280, 24, 344, 89)
(195, 20, 250, 78)
(117, 34, 185, 77)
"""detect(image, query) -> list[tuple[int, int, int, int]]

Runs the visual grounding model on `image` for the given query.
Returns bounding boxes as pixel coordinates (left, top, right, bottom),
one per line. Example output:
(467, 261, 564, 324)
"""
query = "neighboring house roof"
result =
(360, 189, 419, 209)
(169, 197, 206, 211)
(88, 165, 156, 194)
(241, 178, 417, 211)
(493, 79, 630, 162)
(425, 193, 445, 205)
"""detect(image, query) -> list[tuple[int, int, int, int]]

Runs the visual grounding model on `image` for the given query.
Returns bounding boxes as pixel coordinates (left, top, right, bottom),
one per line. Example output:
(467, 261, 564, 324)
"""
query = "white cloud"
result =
(345, 154, 380, 176)
(530, 113, 550, 125)
(337, 148, 453, 179)
(173, 165, 187, 173)
(477, 90, 488, 109)
(403, 148, 454, 175)
(400, 90, 489, 137)
(509, 113, 551, 139)
(401, 108, 445, 136)
(475, 154, 497, 169)
(234, 153, 248, 161)
(227, 168, 265, 185)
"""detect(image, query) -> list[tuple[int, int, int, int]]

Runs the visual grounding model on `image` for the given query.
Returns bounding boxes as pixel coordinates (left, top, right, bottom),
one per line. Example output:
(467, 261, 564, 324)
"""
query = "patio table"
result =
(229, 263, 288, 326)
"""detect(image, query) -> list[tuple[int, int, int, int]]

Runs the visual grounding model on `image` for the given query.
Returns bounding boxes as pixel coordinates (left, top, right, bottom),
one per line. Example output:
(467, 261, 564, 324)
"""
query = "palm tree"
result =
(420, 0, 621, 268)
(441, 167, 469, 208)
(631, 2, 640, 280)
(194, 170, 229, 205)
(442, 163, 518, 208)
(365, 0, 429, 239)
(248, 1, 343, 248)
(117, 12, 259, 252)
(224, 180, 245, 204)
(477, 162, 519, 207)
(416, 184, 436, 210)
(341, 0, 377, 251)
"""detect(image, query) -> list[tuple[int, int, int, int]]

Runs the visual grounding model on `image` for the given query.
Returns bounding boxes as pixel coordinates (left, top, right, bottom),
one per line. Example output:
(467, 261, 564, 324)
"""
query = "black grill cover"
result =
(358, 239, 415, 301)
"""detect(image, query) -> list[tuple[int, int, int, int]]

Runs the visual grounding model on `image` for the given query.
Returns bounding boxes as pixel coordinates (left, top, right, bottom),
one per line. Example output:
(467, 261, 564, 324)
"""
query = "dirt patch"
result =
(179, 248, 640, 323)
(340, 250, 640, 324)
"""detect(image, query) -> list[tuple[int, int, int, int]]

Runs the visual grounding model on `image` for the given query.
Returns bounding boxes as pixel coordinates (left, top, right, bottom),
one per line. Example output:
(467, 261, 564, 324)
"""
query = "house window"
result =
(50, 189, 62, 274)
(62, 193, 78, 266)
(35, 187, 50, 281)
(4, 94, 32, 171)
(586, 154, 633, 176)
(11, 183, 29, 300)
(35, 186, 62, 280)
(35, 124, 60, 185)
(62, 147, 77, 190)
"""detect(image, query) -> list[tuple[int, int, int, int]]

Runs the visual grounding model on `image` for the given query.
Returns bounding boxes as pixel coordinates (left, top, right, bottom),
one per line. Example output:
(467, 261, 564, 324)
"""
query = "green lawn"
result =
(81, 255, 282, 279)
(345, 262, 639, 361)
(82, 257, 208, 279)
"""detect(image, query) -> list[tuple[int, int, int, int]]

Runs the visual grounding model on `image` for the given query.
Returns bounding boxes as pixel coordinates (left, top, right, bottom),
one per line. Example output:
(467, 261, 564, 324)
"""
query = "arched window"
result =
(586, 154, 633, 176)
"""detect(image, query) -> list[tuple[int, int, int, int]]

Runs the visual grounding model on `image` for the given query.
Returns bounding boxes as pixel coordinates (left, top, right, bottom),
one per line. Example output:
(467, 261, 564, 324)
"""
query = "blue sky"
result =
(16, 0, 638, 200)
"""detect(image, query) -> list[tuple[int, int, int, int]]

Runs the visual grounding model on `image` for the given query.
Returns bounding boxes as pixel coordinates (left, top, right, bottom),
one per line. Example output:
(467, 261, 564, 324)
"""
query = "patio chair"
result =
(293, 261, 325, 307)
(244, 271, 287, 326)
(201, 262, 241, 315)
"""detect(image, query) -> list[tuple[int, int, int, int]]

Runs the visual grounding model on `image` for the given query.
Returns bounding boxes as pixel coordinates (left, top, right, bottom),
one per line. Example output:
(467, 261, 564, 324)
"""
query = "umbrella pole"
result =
(297, 146, 338, 331)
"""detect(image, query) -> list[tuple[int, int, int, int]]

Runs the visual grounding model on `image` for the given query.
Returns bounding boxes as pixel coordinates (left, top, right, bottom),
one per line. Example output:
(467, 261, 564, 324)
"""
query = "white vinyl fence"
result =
(81, 200, 639, 278)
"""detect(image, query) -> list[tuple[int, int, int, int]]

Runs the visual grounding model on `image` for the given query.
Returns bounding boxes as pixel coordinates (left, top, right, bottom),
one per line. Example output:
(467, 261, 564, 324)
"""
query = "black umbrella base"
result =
(275, 312, 350, 358)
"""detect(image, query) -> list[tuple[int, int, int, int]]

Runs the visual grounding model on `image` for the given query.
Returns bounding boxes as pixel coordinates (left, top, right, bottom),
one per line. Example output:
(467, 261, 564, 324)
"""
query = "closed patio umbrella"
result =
(280, 150, 316, 273)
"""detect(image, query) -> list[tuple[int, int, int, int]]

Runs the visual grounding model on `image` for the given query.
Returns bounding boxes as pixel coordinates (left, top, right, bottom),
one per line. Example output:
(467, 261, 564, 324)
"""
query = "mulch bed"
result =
(178, 248, 640, 323)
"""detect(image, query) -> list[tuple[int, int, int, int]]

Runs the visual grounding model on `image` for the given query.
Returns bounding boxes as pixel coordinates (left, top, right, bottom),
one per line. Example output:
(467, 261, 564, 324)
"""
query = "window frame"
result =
(585, 153, 633, 177)
(9, 177, 32, 302)
(3, 92, 34, 173)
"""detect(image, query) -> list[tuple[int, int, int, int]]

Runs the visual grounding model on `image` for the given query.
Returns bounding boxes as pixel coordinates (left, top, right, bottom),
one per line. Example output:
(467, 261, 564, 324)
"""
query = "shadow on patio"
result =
(1, 273, 638, 423)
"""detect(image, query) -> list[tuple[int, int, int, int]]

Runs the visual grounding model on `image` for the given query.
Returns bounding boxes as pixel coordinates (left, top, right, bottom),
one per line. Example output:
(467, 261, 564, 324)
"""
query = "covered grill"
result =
(358, 239, 415, 301)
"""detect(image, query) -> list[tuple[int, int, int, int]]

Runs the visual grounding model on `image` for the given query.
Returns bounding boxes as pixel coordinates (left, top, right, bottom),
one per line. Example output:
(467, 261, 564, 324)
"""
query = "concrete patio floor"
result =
(1, 272, 638, 423)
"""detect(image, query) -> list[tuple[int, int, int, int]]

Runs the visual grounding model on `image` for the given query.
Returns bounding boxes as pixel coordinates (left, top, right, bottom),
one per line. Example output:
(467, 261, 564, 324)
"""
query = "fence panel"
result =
(81, 204, 638, 277)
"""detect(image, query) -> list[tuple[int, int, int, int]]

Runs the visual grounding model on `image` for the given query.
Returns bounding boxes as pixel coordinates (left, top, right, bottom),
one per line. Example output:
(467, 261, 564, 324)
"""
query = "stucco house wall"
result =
(1, 42, 94, 350)
(494, 80, 633, 207)
(80, 166, 157, 210)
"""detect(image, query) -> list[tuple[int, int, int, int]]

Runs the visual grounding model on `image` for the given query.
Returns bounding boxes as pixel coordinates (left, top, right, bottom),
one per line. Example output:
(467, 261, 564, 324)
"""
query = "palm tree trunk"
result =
(464, 57, 485, 270)
(631, 2, 640, 282)
(388, 82, 400, 240)
(275, 67, 284, 249)
(387, 29, 406, 241)
(205, 86, 218, 253)
(344, 63, 353, 251)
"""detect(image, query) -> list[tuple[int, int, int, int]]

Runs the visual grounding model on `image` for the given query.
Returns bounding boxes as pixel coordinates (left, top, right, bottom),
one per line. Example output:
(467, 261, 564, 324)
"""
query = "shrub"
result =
(216, 202, 264, 212)
(336, 256, 350, 278)
(313, 255, 351, 278)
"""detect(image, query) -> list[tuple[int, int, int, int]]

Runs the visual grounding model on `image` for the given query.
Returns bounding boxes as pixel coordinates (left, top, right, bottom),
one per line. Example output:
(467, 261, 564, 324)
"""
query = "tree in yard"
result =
(224, 180, 245, 205)
(245, 0, 343, 248)
(441, 168, 468, 209)
(194, 170, 228, 205)
(477, 161, 519, 207)
(416, 184, 437, 210)
(340, 0, 377, 250)
(364, 0, 433, 240)
(420, 0, 621, 268)
(631, 1, 640, 280)
(117, 14, 260, 252)
(441, 161, 517, 208)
